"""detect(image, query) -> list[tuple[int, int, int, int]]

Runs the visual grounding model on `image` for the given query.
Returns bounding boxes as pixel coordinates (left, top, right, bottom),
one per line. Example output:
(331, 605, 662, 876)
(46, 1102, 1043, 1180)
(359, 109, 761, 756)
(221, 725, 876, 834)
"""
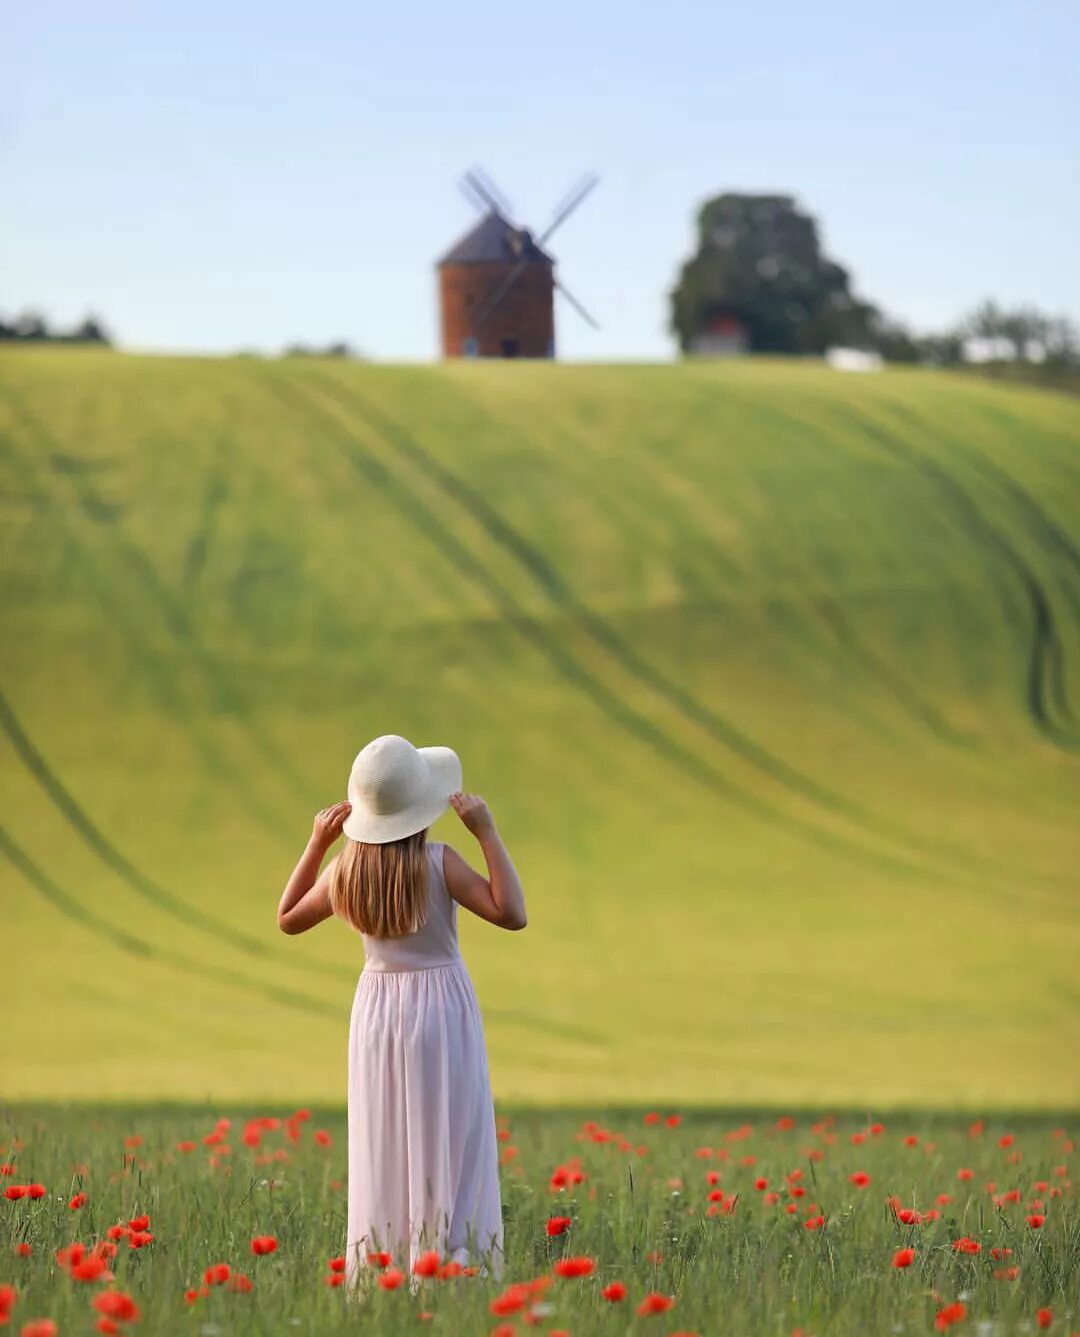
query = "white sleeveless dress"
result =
(345, 839, 504, 1286)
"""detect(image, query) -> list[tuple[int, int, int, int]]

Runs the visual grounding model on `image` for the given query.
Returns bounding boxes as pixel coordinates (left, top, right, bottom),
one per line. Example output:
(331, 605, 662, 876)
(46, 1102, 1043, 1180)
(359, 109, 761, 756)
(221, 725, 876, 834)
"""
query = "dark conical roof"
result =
(438, 210, 554, 266)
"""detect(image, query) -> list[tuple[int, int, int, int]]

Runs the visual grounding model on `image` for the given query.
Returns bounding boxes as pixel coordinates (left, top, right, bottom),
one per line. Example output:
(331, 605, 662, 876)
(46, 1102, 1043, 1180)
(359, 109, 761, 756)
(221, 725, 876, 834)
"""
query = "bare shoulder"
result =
(441, 843, 486, 897)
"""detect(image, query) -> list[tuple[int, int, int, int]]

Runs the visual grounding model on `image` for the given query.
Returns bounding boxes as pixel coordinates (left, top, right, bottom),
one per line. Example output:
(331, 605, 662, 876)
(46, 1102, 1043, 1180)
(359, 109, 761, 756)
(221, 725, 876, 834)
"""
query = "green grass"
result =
(1, 1103, 1076, 1336)
(1, 349, 1078, 1106)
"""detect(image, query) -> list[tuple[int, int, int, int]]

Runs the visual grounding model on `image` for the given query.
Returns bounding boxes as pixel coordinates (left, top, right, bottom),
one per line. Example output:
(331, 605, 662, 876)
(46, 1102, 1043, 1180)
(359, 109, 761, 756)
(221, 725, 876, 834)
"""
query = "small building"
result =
(688, 311, 749, 358)
(437, 210, 555, 359)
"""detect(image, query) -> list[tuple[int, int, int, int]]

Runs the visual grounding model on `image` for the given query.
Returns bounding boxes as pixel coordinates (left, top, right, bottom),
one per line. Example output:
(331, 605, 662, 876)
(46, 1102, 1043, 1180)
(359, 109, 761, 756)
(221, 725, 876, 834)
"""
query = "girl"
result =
(276, 733, 526, 1291)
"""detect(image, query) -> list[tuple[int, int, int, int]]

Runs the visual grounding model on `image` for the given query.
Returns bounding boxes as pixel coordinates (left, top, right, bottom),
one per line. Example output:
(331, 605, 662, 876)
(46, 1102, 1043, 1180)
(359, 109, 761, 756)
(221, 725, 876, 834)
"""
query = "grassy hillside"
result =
(1, 349, 1077, 1107)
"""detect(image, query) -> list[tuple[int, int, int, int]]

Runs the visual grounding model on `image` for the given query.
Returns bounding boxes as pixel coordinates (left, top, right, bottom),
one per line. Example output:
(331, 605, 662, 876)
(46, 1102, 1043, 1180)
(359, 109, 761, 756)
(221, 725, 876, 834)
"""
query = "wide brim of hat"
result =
(341, 745, 462, 844)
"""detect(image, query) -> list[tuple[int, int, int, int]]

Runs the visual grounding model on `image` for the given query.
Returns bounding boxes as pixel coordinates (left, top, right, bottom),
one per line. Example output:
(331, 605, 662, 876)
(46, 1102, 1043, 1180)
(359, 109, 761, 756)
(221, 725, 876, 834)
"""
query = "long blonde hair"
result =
(328, 829, 428, 937)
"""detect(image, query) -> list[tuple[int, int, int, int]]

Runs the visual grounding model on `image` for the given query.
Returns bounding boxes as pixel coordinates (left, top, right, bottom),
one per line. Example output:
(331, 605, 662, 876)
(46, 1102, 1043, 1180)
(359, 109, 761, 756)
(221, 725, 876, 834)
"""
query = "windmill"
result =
(436, 167, 600, 359)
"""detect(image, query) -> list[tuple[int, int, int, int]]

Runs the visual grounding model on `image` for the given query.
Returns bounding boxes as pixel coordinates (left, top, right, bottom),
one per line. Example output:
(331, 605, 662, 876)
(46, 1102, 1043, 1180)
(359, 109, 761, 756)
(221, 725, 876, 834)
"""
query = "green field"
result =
(0, 1103, 1075, 1336)
(1, 350, 1078, 1106)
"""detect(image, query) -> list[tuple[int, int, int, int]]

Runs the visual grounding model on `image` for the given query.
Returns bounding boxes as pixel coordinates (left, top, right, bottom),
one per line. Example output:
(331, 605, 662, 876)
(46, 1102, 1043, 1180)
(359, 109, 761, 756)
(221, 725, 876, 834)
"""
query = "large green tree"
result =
(670, 193, 879, 354)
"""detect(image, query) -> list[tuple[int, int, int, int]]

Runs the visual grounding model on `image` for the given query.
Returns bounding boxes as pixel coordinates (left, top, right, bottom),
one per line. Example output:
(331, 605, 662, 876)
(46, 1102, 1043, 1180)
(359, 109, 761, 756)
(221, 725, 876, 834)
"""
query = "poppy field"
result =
(1, 1103, 1076, 1336)
(1, 349, 1078, 1108)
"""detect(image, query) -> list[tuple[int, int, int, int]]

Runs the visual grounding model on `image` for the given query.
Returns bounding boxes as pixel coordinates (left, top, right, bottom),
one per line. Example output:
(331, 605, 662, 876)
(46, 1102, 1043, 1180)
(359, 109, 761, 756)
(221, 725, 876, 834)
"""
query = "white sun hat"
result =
(341, 734, 462, 844)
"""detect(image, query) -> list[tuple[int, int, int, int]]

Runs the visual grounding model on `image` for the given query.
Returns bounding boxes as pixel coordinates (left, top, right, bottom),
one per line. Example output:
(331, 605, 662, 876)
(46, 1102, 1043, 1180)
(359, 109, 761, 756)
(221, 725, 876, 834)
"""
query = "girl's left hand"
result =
(312, 801, 351, 848)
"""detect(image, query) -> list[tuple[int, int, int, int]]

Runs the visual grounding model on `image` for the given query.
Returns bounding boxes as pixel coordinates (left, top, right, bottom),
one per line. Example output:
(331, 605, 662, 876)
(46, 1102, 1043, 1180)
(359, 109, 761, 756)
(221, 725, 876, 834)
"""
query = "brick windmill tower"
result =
(437, 168, 600, 360)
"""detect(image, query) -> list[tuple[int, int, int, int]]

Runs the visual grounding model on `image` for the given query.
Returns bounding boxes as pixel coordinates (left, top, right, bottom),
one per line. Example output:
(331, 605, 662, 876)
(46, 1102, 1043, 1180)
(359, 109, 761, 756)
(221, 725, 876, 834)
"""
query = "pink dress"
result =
(345, 839, 504, 1286)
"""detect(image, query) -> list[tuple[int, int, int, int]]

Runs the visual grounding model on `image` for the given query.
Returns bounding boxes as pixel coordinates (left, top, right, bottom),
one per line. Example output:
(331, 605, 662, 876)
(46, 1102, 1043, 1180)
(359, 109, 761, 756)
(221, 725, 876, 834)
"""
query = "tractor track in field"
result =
(0, 822, 342, 1020)
(252, 366, 962, 882)
(0, 684, 357, 975)
(840, 409, 1077, 751)
(883, 398, 1080, 620)
(296, 368, 1008, 875)
(0, 387, 312, 824)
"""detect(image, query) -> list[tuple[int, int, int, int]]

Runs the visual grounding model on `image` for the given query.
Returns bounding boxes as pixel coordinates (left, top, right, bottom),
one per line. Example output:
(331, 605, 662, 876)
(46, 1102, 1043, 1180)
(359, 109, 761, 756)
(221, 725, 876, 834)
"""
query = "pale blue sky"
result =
(4, 0, 1078, 360)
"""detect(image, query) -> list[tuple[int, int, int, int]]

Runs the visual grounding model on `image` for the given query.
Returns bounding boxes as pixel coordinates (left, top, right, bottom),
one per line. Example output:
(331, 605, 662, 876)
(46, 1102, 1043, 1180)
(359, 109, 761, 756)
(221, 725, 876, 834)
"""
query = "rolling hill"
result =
(1, 349, 1078, 1108)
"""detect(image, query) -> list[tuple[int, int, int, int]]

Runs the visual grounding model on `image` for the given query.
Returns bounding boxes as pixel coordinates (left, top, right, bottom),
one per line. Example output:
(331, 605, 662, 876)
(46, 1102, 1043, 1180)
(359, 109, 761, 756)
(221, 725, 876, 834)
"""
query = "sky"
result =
(3, 0, 1078, 362)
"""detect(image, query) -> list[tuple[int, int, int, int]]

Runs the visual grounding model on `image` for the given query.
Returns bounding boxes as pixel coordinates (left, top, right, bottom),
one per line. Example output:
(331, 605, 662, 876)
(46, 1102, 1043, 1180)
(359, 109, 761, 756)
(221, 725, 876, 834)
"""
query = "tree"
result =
(670, 193, 879, 355)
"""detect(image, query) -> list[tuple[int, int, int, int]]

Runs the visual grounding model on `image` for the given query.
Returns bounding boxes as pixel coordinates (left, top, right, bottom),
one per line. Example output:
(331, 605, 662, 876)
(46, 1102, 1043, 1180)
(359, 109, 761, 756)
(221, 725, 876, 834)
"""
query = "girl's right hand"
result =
(449, 791, 495, 839)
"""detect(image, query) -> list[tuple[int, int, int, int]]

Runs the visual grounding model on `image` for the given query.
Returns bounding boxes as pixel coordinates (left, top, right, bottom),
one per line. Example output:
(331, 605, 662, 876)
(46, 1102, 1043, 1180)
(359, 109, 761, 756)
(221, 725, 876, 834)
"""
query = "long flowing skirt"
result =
(345, 960, 504, 1289)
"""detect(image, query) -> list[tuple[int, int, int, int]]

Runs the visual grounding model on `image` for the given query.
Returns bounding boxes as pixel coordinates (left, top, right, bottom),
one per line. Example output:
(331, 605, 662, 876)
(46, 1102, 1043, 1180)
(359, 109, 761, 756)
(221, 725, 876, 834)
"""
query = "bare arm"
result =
(443, 792, 527, 931)
(277, 800, 350, 935)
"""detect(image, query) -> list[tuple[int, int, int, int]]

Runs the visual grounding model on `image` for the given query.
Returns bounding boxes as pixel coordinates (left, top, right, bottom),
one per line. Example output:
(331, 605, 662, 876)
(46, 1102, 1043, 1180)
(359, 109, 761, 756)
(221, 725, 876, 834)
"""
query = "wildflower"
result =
(378, 1267, 405, 1290)
(412, 1251, 440, 1278)
(227, 1272, 253, 1293)
(999, 1134, 1014, 1149)
(644, 1113, 660, 1125)
(904, 1136, 919, 1147)
(328, 1257, 345, 1273)
(490, 1283, 531, 1315)
(127, 1231, 153, 1249)
(870, 1122, 885, 1136)
(803, 1214, 826, 1230)
(367, 1251, 392, 1268)
(957, 1168, 974, 1181)
(19, 1321, 58, 1337)
(438, 1261, 463, 1279)
(68, 1193, 87, 1210)
(665, 1115, 681, 1128)
(1036, 1309, 1053, 1329)
(0, 1286, 15, 1321)
(3, 1187, 26, 1201)
(546, 1216, 572, 1236)
(324, 1274, 344, 1288)
(176, 1141, 196, 1153)
(553, 1256, 594, 1278)
(15, 1244, 32, 1258)
(754, 1178, 768, 1191)
(250, 1236, 278, 1256)
(892, 1248, 916, 1268)
(849, 1172, 871, 1188)
(990, 1247, 1012, 1260)
(951, 1237, 981, 1255)
(895, 1208, 922, 1225)
(935, 1301, 967, 1331)
(71, 1255, 114, 1282)
(314, 1130, 332, 1147)
(1027, 1213, 1046, 1228)
(106, 1226, 127, 1242)
(601, 1282, 627, 1302)
(776, 1116, 795, 1130)
(128, 1216, 149, 1232)
(490, 1326, 516, 1337)
(204, 1263, 231, 1286)
(994, 1266, 1020, 1280)
(637, 1291, 674, 1316)
(92, 1291, 140, 1323)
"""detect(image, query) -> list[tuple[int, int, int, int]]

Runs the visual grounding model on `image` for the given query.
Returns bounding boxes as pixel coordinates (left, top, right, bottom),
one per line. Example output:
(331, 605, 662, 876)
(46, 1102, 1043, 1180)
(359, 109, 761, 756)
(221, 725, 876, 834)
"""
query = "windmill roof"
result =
(438, 210, 554, 266)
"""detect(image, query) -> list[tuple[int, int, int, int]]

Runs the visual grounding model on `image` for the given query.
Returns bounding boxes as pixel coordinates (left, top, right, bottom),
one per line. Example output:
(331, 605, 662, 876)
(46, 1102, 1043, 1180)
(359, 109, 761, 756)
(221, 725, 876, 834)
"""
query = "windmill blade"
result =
(555, 278, 600, 330)
(462, 167, 513, 220)
(537, 172, 600, 247)
(459, 176, 490, 215)
(470, 256, 532, 332)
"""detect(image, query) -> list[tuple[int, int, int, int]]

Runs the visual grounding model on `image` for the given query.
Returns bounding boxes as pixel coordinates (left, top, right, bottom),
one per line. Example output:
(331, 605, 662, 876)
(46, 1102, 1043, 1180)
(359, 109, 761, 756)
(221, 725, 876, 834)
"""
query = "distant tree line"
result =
(670, 194, 1080, 368)
(0, 310, 113, 345)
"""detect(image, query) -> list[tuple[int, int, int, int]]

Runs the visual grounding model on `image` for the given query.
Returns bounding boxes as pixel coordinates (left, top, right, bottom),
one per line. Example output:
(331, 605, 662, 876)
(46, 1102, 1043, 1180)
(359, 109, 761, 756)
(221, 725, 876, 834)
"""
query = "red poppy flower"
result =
(546, 1216, 572, 1236)
(5, 1186, 28, 1201)
(92, 1291, 140, 1322)
(990, 1247, 1013, 1260)
(105, 1226, 127, 1242)
(1036, 1309, 1053, 1330)
(68, 1193, 87, 1210)
(71, 1256, 113, 1283)
(803, 1215, 826, 1231)
(251, 1236, 278, 1256)
(0, 1165, 13, 1176)
(935, 1302, 967, 1331)
(665, 1115, 681, 1128)
(26, 1185, 45, 1200)
(438, 1261, 463, 1279)
(378, 1268, 405, 1290)
(412, 1251, 440, 1277)
(128, 1215, 149, 1232)
(1027, 1214, 1046, 1228)
(491, 1326, 516, 1337)
(994, 1266, 1020, 1281)
(904, 1136, 919, 1147)
(315, 1130, 332, 1147)
(204, 1263, 231, 1286)
(951, 1237, 981, 1255)
(96, 1320, 120, 1336)
(849, 1172, 870, 1188)
(183, 1288, 200, 1304)
(15, 1243, 32, 1257)
(176, 1141, 196, 1153)
(777, 1116, 795, 1130)
(999, 1134, 1014, 1149)
(892, 1248, 916, 1268)
(19, 1321, 58, 1337)
(754, 1178, 768, 1191)
(324, 1274, 344, 1288)
(602, 1282, 627, 1302)
(870, 1122, 885, 1136)
(227, 1272, 254, 1293)
(895, 1208, 922, 1225)
(489, 1283, 530, 1315)
(554, 1256, 594, 1278)
(957, 1168, 973, 1181)
(637, 1291, 674, 1316)
(128, 1231, 154, 1249)
(0, 1285, 15, 1318)
(644, 1113, 660, 1125)
(328, 1257, 345, 1273)
(367, 1251, 393, 1268)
